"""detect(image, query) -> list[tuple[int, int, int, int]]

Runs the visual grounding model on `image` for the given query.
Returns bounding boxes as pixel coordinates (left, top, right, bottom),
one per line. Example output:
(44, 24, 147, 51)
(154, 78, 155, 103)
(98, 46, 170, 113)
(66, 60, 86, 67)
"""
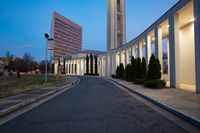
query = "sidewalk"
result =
(106, 77, 200, 127)
(0, 76, 78, 117)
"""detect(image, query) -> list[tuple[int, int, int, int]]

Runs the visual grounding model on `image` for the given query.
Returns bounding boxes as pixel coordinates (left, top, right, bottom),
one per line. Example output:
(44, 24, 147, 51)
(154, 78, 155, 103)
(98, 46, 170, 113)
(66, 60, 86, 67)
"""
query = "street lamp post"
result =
(44, 33, 53, 84)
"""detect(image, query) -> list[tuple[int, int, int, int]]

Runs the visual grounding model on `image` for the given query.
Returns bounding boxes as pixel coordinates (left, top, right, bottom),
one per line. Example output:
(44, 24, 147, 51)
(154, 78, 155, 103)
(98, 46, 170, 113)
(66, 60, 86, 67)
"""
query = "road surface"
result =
(0, 76, 187, 133)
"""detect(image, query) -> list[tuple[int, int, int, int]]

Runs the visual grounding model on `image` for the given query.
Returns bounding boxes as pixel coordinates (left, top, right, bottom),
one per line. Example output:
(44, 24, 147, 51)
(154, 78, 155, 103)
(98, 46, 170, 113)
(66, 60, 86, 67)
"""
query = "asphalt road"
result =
(0, 77, 187, 133)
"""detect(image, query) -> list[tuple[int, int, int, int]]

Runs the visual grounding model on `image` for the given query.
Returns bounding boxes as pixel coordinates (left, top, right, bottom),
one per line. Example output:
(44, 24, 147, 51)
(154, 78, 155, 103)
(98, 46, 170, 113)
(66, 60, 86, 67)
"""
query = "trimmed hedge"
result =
(134, 79, 146, 85)
(111, 74, 118, 79)
(144, 79, 166, 89)
(113, 55, 165, 89)
(116, 63, 125, 79)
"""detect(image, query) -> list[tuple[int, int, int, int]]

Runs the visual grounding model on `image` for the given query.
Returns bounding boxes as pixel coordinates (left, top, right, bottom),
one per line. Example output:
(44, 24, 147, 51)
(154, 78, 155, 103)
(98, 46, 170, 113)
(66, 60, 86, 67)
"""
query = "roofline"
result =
(53, 11, 82, 30)
(120, 0, 191, 49)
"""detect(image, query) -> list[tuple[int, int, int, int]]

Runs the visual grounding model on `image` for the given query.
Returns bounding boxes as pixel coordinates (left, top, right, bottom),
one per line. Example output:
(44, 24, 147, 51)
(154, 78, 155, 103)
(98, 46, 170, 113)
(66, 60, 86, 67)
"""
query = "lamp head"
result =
(44, 33, 49, 39)
(48, 38, 54, 41)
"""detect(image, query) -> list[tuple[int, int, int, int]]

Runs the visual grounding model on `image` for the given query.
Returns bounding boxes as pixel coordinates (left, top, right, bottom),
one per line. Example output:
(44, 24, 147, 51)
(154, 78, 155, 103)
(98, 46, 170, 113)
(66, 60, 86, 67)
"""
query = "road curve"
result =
(0, 76, 187, 133)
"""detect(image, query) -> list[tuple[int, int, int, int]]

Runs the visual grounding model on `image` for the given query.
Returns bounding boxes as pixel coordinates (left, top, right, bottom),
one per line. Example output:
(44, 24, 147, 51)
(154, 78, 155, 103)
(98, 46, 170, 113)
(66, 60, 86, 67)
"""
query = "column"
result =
(67, 63, 69, 74)
(169, 13, 179, 88)
(145, 34, 151, 65)
(101, 58, 103, 76)
(100, 57, 103, 76)
(132, 45, 136, 58)
(116, 52, 119, 67)
(110, 52, 113, 75)
(121, 50, 125, 66)
(54, 63, 58, 74)
(99, 58, 101, 76)
(79, 60, 81, 75)
(105, 53, 110, 76)
(83, 60, 85, 74)
(103, 57, 105, 76)
(167, 38, 170, 80)
(105, 55, 108, 76)
(126, 47, 130, 64)
(112, 51, 116, 74)
(119, 50, 121, 64)
(194, 0, 200, 93)
(155, 25, 163, 69)
(139, 42, 143, 59)
(124, 48, 127, 66)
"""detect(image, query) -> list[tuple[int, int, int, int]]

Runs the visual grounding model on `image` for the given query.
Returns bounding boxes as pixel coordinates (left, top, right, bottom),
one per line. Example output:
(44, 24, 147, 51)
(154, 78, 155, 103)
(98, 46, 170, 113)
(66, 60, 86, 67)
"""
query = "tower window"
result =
(117, 0, 121, 12)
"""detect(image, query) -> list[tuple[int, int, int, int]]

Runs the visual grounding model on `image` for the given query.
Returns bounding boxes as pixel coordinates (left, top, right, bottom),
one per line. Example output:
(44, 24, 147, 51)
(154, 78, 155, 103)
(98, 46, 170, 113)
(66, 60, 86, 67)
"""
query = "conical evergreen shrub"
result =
(119, 63, 125, 79)
(90, 53, 93, 74)
(147, 54, 162, 80)
(116, 66, 120, 78)
(156, 59, 162, 79)
(125, 64, 131, 81)
(136, 57, 143, 79)
(130, 56, 137, 81)
(141, 57, 147, 79)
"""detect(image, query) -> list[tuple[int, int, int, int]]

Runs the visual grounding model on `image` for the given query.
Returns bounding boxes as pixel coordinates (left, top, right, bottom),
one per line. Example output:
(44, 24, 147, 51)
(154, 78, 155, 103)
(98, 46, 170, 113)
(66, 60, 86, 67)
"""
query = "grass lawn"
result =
(0, 75, 66, 98)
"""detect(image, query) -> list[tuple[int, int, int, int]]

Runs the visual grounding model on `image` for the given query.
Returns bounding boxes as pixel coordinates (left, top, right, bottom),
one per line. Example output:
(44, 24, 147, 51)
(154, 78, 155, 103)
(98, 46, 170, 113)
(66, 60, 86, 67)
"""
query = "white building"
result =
(54, 0, 200, 93)
(55, 50, 103, 75)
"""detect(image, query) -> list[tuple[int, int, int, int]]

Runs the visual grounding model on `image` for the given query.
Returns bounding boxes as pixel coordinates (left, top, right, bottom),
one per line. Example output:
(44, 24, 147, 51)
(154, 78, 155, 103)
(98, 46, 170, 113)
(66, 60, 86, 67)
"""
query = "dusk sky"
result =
(0, 0, 179, 61)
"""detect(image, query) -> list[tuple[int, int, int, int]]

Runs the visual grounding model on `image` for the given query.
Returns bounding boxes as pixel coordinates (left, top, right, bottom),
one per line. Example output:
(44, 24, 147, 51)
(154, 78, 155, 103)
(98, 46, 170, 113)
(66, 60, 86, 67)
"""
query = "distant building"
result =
(51, 12, 82, 61)
(0, 60, 4, 76)
(55, 50, 104, 75)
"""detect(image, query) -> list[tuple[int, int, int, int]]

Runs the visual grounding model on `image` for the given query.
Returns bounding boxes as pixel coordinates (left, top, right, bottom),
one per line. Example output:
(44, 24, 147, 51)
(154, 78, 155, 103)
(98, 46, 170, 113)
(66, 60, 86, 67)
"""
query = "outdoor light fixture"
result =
(167, 25, 170, 28)
(143, 42, 146, 45)
(189, 17, 195, 22)
(45, 33, 49, 39)
(152, 37, 155, 41)
(44, 33, 54, 84)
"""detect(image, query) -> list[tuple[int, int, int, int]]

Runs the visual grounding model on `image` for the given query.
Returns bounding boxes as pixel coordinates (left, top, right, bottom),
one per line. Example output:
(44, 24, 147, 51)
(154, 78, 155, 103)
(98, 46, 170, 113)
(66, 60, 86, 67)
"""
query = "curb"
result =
(107, 78, 200, 128)
(0, 77, 79, 117)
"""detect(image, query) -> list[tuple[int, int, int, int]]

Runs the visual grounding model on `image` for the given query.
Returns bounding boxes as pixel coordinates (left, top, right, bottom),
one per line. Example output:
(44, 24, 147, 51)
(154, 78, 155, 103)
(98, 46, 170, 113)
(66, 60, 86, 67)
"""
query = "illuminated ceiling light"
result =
(189, 17, 195, 22)
(143, 42, 146, 45)
(167, 25, 170, 28)
(152, 37, 155, 41)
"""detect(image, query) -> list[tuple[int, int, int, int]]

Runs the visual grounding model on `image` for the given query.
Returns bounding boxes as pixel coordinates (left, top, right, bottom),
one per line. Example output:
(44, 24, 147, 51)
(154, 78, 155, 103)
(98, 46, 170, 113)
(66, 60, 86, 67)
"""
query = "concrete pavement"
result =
(0, 76, 191, 133)
(105, 77, 200, 128)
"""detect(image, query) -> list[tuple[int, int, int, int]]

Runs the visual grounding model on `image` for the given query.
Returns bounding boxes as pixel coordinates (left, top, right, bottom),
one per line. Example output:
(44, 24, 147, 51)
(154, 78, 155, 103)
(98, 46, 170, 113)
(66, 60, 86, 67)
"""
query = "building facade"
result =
(0, 60, 4, 76)
(51, 12, 82, 60)
(106, 0, 126, 76)
(54, 0, 200, 93)
(54, 50, 103, 75)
